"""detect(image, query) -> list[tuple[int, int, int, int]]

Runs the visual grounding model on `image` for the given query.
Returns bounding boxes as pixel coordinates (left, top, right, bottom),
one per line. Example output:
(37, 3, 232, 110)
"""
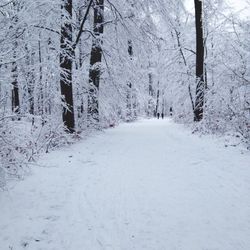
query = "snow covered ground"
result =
(0, 119, 250, 250)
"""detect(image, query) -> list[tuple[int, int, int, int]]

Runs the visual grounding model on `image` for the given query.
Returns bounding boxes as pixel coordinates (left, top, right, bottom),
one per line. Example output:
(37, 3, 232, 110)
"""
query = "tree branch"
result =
(73, 0, 94, 49)
(33, 25, 60, 35)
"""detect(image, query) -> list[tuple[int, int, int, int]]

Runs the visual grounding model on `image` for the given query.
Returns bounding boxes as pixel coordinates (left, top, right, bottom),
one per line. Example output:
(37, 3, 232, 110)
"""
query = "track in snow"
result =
(1, 119, 250, 250)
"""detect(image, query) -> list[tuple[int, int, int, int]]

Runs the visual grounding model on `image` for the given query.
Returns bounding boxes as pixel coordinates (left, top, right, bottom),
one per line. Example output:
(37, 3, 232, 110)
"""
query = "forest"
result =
(0, 0, 249, 183)
(0, 1, 250, 249)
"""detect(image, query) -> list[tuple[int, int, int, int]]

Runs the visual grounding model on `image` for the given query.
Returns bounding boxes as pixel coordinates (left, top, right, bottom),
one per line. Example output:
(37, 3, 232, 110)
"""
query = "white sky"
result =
(184, 0, 250, 17)
(226, 0, 249, 11)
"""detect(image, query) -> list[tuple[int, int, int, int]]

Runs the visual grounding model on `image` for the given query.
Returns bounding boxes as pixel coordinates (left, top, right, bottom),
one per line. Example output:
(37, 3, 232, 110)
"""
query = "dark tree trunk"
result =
(11, 59, 20, 114)
(38, 38, 44, 118)
(88, 0, 104, 125)
(11, 3, 20, 115)
(126, 40, 133, 120)
(25, 47, 35, 116)
(60, 0, 75, 132)
(126, 82, 132, 120)
(147, 72, 153, 116)
(76, 8, 85, 123)
(194, 0, 205, 122)
(148, 73, 153, 97)
(155, 82, 160, 116)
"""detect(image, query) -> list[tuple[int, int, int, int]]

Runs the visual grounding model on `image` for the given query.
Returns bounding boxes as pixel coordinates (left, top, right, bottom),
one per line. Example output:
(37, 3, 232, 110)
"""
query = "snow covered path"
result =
(1, 119, 250, 250)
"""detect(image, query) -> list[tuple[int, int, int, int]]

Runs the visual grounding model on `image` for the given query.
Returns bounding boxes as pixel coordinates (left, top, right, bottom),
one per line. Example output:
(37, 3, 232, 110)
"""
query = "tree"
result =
(194, 0, 205, 122)
(88, 0, 104, 126)
(60, 0, 75, 132)
(10, 1, 20, 115)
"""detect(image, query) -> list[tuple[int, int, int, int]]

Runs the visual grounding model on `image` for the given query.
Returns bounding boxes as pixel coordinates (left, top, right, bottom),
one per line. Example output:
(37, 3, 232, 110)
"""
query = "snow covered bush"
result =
(0, 114, 74, 186)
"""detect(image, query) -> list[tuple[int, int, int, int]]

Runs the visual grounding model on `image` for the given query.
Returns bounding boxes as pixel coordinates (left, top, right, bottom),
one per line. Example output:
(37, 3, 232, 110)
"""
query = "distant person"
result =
(161, 113, 164, 119)
(157, 113, 160, 119)
(170, 107, 173, 117)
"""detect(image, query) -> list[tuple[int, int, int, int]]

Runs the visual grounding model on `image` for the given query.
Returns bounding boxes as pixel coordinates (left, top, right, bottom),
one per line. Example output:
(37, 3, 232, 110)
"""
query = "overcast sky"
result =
(184, 0, 249, 17)
(226, 0, 249, 11)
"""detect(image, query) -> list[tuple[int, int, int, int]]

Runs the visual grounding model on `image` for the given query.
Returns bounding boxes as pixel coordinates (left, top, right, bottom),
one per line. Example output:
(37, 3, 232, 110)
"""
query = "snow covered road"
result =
(1, 119, 250, 250)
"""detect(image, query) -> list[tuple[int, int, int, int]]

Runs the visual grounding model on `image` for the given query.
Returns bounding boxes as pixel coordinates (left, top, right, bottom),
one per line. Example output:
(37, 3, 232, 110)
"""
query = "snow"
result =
(0, 118, 250, 250)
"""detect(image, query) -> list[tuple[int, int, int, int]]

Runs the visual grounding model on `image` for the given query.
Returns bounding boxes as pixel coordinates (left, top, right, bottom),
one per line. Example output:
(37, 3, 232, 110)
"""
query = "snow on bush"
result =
(0, 115, 73, 186)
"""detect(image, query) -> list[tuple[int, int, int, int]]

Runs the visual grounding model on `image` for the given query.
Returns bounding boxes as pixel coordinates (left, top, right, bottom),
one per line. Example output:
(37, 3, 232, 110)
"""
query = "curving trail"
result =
(1, 119, 250, 250)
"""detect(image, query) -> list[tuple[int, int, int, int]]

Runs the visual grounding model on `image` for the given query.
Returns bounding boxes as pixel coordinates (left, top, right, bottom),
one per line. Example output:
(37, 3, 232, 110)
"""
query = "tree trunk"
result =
(11, 2, 20, 115)
(147, 72, 153, 116)
(38, 38, 44, 118)
(60, 0, 75, 132)
(155, 82, 160, 116)
(194, 0, 205, 122)
(88, 0, 104, 125)
(26, 47, 35, 116)
(126, 39, 133, 120)
(11, 59, 20, 114)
